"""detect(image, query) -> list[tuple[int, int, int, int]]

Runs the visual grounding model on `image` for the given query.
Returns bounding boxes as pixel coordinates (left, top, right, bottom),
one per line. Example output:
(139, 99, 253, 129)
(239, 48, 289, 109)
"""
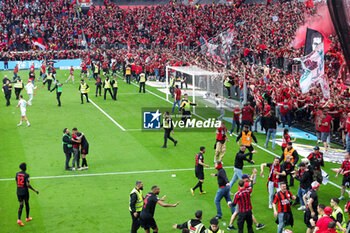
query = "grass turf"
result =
(0, 69, 348, 233)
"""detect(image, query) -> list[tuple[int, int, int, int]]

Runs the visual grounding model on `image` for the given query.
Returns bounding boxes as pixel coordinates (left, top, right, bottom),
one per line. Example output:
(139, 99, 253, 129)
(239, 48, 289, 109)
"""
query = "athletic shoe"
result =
(229, 133, 232, 137)
(214, 216, 222, 220)
(298, 206, 306, 211)
(317, 140, 321, 144)
(84, 166, 88, 170)
(17, 123, 22, 126)
(200, 191, 207, 195)
(17, 220, 24, 226)
(72, 168, 76, 171)
(256, 223, 265, 230)
(26, 124, 30, 127)
(339, 196, 345, 200)
(25, 217, 32, 222)
(174, 140, 178, 146)
(269, 204, 272, 209)
(190, 188, 194, 196)
(78, 167, 84, 171)
(227, 225, 236, 230)
(162, 145, 167, 148)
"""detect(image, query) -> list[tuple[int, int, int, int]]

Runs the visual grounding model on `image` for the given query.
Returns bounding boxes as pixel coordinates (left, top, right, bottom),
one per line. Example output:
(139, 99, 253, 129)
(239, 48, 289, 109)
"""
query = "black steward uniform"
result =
(195, 152, 204, 180)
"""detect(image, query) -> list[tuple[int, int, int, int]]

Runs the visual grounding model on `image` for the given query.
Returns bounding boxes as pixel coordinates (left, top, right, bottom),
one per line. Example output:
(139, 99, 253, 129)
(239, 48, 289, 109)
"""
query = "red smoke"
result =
(291, 4, 335, 50)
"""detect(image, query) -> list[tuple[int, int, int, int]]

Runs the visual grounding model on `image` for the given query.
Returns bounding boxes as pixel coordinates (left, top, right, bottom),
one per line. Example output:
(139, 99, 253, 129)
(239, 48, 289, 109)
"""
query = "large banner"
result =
(299, 43, 325, 94)
(0, 59, 82, 70)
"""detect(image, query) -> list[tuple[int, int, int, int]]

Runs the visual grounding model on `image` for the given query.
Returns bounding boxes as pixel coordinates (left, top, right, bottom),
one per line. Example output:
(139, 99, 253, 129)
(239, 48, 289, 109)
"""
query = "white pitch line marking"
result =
(0, 165, 259, 181)
(89, 99, 126, 131)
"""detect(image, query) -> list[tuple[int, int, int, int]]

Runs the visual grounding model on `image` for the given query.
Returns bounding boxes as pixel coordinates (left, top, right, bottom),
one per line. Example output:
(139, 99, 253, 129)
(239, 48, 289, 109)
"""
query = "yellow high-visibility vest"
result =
(129, 188, 143, 212)
(14, 80, 23, 88)
(80, 83, 88, 93)
(126, 67, 131, 75)
(104, 79, 111, 89)
(140, 73, 146, 83)
(113, 80, 118, 88)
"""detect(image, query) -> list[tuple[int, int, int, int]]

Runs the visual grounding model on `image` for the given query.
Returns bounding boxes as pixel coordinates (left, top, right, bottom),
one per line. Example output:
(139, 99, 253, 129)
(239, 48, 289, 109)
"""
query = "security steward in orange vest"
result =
(279, 141, 299, 187)
(236, 124, 258, 155)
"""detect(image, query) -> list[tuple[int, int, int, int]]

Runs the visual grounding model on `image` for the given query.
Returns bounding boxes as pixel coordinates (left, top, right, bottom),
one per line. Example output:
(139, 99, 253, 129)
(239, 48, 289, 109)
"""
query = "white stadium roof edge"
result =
(166, 66, 222, 76)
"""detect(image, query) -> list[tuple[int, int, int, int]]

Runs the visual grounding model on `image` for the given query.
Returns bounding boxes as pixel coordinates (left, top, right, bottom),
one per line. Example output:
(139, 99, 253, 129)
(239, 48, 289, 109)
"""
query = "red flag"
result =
(305, 0, 314, 8)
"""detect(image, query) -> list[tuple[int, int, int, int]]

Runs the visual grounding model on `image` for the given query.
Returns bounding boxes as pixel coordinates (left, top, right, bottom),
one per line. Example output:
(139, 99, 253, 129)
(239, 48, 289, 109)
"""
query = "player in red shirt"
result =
(80, 62, 88, 79)
(281, 128, 296, 152)
(66, 66, 75, 84)
(230, 105, 242, 136)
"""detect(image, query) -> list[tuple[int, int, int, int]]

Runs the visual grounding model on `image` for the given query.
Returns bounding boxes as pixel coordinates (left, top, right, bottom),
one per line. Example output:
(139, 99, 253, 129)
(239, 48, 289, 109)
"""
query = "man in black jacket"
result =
(293, 162, 313, 211)
(173, 210, 206, 232)
(264, 110, 281, 150)
(229, 145, 257, 188)
(211, 161, 235, 219)
(2, 79, 12, 106)
(62, 128, 75, 171)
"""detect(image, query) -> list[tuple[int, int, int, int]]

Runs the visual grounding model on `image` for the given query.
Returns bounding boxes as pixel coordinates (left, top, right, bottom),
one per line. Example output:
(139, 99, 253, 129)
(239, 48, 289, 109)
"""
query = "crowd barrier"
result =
(0, 59, 82, 70)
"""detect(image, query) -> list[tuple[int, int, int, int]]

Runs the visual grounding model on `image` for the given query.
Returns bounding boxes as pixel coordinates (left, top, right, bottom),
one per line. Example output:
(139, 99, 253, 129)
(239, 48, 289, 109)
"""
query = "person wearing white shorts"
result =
(16, 95, 30, 127)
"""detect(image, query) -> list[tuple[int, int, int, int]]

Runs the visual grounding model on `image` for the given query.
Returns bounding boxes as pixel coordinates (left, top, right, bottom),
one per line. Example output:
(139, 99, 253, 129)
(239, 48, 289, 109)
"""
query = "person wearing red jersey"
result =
(66, 66, 75, 84)
(231, 180, 254, 233)
(280, 98, 292, 128)
(171, 85, 181, 114)
(191, 147, 209, 196)
(227, 170, 265, 231)
(314, 205, 345, 233)
(214, 122, 229, 162)
(80, 62, 88, 79)
(230, 105, 242, 136)
(314, 106, 323, 144)
(319, 111, 333, 153)
(15, 162, 39, 226)
(241, 102, 254, 131)
(281, 129, 296, 152)
(335, 152, 350, 200)
(345, 113, 350, 153)
(38, 62, 46, 81)
(260, 157, 286, 209)
(273, 182, 296, 233)
(13, 64, 19, 80)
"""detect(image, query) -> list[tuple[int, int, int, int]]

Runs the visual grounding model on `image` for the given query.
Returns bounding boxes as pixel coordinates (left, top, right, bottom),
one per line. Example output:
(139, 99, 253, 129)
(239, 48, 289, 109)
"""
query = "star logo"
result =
(150, 109, 161, 122)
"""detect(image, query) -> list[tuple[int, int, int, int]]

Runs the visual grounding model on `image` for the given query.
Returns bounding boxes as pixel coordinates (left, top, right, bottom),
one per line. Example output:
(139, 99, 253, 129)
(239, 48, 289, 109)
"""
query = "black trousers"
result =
(15, 88, 22, 100)
(93, 73, 98, 80)
(57, 92, 62, 106)
(163, 129, 175, 147)
(139, 82, 145, 93)
(45, 79, 52, 90)
(130, 212, 141, 233)
(126, 75, 131, 84)
(65, 152, 72, 170)
(104, 88, 114, 100)
(96, 85, 101, 96)
(181, 110, 191, 123)
(181, 82, 187, 89)
(226, 86, 231, 97)
(113, 87, 118, 100)
(5, 93, 11, 106)
(237, 210, 254, 233)
(81, 93, 89, 103)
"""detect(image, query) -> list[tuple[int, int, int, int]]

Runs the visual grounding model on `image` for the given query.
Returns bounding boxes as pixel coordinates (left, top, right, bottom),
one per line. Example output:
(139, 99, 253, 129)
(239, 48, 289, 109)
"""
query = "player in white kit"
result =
(16, 95, 30, 127)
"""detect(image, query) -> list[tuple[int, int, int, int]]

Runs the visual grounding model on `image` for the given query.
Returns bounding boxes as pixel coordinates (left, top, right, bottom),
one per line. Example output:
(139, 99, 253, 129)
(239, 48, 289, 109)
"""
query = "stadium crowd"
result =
(0, 0, 348, 143)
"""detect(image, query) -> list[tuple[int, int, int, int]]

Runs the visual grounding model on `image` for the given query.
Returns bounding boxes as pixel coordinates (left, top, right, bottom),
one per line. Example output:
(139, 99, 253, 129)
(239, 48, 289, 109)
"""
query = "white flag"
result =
(299, 43, 325, 94)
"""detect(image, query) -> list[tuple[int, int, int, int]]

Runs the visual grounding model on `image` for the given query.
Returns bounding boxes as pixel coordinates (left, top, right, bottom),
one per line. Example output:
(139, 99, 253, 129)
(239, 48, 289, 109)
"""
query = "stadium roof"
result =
(166, 66, 222, 76)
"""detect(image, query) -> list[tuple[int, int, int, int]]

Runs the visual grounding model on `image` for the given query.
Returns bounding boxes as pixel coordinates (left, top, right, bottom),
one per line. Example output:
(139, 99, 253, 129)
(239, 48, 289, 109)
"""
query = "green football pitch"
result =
(0, 69, 347, 233)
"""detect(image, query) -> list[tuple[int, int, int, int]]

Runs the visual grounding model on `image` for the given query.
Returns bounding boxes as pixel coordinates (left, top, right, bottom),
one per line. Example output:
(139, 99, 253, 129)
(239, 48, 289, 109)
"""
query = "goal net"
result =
(165, 66, 225, 114)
